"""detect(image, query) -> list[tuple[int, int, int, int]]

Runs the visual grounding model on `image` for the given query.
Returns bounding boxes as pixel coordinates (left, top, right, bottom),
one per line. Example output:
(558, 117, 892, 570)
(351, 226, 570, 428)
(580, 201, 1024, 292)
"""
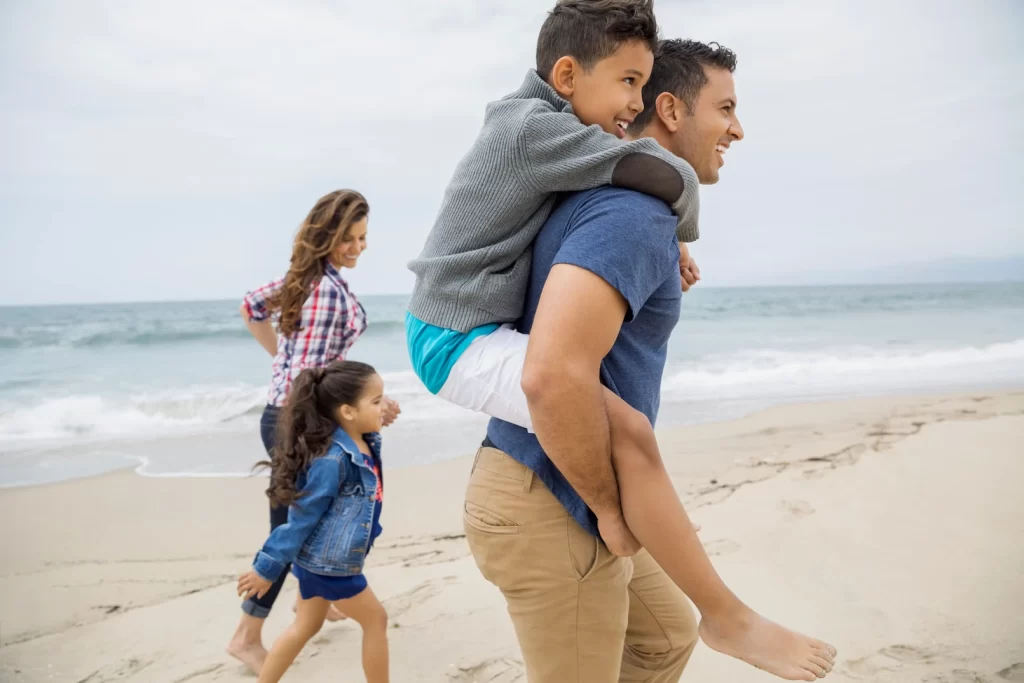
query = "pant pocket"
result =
(568, 519, 601, 581)
(463, 501, 521, 535)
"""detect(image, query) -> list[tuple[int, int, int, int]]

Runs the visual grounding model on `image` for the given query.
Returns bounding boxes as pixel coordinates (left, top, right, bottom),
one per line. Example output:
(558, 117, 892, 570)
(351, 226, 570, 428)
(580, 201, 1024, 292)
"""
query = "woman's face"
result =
(329, 216, 368, 269)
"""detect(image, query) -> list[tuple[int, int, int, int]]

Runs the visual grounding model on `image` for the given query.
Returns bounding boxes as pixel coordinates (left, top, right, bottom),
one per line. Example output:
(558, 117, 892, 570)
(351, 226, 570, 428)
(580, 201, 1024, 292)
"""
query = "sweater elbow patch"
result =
(610, 154, 686, 205)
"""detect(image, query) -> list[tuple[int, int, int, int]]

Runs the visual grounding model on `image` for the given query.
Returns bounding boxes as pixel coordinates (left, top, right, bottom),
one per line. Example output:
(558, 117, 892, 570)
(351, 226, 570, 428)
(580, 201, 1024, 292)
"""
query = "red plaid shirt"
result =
(243, 262, 367, 407)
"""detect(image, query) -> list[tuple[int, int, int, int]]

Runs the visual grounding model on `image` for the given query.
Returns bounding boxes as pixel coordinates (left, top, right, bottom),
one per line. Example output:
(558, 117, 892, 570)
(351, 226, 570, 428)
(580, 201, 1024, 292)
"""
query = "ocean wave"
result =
(3, 341, 1021, 447)
(0, 371, 466, 446)
(0, 385, 267, 444)
(0, 319, 406, 350)
(0, 324, 250, 350)
(662, 339, 1024, 399)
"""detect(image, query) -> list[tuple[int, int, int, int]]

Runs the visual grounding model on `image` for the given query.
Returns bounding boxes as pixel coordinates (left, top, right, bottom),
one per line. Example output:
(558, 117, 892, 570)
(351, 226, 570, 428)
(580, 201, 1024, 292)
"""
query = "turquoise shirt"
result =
(405, 312, 499, 394)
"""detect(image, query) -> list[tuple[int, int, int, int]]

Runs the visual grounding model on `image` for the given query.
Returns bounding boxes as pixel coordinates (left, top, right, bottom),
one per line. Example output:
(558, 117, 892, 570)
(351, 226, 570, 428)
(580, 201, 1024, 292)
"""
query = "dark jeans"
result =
(241, 404, 288, 619)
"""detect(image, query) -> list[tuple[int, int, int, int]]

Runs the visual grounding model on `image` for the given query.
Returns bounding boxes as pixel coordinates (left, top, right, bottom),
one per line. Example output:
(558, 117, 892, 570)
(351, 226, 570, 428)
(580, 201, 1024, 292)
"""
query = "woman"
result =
(227, 189, 399, 674)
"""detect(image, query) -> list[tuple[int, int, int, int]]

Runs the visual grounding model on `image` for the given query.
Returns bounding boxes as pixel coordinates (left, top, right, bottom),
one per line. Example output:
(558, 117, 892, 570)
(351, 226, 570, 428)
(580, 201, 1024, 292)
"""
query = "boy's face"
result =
(553, 40, 653, 139)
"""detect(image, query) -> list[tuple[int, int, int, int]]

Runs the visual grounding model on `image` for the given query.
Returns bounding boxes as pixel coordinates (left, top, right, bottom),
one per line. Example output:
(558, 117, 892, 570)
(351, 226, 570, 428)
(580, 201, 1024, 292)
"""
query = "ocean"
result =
(2, 283, 1023, 487)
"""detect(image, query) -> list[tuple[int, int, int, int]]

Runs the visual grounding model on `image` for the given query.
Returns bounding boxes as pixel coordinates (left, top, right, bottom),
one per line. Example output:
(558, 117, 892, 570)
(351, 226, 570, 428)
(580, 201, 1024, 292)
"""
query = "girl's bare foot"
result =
(698, 609, 836, 681)
(294, 598, 347, 621)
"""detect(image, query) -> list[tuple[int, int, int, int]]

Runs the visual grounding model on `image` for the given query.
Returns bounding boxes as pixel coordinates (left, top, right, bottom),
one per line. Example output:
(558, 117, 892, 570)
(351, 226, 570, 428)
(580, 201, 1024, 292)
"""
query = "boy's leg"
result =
(604, 391, 838, 681)
(620, 549, 699, 683)
(257, 596, 330, 683)
(437, 325, 533, 428)
(463, 446, 632, 683)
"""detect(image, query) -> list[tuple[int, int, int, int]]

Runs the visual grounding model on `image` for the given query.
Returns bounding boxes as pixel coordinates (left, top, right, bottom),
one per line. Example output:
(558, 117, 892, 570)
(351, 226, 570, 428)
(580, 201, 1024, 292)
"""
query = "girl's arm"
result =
(250, 456, 341, 583)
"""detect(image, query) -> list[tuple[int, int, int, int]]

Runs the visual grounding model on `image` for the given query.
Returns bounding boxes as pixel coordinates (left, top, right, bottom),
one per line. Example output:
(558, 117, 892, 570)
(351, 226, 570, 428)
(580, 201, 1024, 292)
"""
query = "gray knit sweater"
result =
(408, 69, 701, 333)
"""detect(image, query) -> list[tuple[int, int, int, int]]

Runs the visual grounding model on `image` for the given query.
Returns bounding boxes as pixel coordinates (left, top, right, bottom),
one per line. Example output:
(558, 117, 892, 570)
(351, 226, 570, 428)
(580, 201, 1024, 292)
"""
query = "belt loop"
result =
(471, 448, 482, 474)
(523, 468, 534, 493)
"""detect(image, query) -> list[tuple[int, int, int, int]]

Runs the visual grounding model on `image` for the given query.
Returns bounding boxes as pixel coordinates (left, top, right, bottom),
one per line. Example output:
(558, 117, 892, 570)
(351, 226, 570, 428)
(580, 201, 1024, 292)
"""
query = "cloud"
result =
(1, 0, 1022, 304)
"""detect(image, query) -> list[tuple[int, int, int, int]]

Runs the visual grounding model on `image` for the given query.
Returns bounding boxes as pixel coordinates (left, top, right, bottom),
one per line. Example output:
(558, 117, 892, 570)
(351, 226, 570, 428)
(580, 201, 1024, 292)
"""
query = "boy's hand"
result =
(679, 242, 701, 292)
(237, 570, 272, 600)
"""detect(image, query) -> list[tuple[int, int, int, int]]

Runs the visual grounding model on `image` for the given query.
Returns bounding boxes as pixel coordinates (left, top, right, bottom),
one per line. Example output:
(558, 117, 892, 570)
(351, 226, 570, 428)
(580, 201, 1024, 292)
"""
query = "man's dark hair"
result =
(630, 39, 738, 131)
(535, 0, 659, 80)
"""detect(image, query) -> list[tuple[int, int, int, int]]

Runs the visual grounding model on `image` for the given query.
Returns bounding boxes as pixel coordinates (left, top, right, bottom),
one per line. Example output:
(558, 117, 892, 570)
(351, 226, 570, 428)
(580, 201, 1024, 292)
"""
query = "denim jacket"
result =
(252, 428, 382, 581)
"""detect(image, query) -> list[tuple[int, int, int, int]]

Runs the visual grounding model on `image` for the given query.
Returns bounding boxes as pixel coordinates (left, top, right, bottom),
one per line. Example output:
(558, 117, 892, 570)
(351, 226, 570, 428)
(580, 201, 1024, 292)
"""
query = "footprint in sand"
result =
(927, 671, 989, 683)
(703, 539, 741, 557)
(385, 575, 460, 621)
(999, 663, 1024, 681)
(847, 644, 936, 676)
(448, 657, 525, 682)
(779, 500, 815, 518)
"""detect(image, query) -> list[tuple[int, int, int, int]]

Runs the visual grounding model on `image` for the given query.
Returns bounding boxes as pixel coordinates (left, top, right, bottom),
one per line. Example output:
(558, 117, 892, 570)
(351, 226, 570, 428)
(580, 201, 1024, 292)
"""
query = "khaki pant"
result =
(464, 447, 699, 683)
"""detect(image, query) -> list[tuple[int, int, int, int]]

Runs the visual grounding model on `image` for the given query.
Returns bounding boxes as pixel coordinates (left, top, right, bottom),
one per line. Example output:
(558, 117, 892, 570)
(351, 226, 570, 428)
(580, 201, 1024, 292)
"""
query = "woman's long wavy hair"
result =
(259, 360, 378, 507)
(268, 190, 369, 338)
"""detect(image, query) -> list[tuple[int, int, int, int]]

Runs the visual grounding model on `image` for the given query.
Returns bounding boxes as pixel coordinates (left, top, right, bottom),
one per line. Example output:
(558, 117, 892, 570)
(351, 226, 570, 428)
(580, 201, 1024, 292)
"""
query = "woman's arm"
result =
(240, 278, 284, 357)
(240, 304, 279, 357)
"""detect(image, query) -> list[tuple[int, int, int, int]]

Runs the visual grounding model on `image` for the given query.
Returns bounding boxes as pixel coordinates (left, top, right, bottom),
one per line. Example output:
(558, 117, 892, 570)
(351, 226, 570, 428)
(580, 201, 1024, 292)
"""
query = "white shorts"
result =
(436, 324, 533, 431)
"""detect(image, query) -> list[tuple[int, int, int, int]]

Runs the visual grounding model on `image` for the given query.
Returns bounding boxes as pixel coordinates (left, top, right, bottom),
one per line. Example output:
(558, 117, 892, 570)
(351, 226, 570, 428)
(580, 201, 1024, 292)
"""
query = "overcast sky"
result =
(1, 0, 1022, 305)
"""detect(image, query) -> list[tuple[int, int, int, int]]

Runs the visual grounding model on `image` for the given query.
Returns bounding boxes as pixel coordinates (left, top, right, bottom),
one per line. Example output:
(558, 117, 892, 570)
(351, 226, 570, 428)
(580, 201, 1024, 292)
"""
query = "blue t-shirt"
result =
(487, 187, 682, 536)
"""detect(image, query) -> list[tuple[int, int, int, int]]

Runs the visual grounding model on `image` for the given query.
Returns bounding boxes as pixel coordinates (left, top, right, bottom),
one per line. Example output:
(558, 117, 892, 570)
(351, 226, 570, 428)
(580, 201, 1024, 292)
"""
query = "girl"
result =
(238, 361, 389, 683)
(229, 189, 400, 672)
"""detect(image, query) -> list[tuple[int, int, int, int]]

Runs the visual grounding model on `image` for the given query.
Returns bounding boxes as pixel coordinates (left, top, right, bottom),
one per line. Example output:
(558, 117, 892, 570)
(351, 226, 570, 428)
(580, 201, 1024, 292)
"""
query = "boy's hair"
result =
(535, 0, 659, 80)
(630, 39, 738, 131)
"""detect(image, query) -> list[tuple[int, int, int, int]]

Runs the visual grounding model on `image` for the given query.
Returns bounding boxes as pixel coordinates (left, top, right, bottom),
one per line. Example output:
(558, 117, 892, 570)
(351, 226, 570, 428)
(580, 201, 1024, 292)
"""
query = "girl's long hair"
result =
(259, 360, 377, 507)
(268, 190, 369, 337)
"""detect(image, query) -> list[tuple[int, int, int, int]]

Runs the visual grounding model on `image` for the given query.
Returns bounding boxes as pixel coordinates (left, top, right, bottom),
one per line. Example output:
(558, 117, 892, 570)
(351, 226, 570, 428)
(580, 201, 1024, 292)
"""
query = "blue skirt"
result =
(292, 565, 368, 601)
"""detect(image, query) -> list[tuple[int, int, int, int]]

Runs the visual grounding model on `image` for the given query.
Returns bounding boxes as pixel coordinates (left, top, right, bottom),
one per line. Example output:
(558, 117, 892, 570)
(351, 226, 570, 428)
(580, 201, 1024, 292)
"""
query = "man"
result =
(464, 39, 752, 681)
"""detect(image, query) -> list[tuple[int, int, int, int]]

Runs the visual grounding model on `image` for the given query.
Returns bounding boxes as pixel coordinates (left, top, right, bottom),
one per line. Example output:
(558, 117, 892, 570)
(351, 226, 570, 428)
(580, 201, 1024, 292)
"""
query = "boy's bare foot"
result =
(226, 639, 268, 674)
(699, 609, 836, 680)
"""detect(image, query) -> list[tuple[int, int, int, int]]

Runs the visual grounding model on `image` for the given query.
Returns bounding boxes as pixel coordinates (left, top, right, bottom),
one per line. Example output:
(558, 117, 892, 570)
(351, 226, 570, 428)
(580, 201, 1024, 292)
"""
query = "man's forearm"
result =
(524, 366, 621, 520)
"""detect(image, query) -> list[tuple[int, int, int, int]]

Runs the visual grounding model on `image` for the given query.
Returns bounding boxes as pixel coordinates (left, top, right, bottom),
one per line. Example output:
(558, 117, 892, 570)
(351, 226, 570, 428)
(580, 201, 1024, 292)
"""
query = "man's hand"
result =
(679, 241, 701, 292)
(597, 512, 642, 557)
(237, 570, 272, 600)
(381, 397, 401, 428)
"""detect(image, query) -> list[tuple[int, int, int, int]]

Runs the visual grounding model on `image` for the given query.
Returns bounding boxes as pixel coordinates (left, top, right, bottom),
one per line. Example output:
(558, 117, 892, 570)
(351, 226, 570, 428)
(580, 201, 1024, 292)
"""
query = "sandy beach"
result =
(1, 390, 1022, 683)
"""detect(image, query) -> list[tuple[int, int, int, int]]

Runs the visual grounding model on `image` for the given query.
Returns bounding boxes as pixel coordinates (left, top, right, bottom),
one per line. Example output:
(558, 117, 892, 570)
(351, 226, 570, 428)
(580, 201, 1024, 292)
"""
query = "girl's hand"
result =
(238, 570, 273, 600)
(381, 397, 401, 427)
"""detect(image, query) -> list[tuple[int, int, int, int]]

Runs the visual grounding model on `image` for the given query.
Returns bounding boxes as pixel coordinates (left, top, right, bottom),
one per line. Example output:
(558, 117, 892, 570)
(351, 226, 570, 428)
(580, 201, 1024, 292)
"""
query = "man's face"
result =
(669, 66, 744, 184)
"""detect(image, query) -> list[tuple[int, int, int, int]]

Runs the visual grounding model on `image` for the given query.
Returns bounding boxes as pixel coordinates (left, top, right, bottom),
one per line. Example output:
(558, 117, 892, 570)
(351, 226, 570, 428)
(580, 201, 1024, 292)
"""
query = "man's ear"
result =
(656, 92, 684, 133)
(549, 56, 581, 98)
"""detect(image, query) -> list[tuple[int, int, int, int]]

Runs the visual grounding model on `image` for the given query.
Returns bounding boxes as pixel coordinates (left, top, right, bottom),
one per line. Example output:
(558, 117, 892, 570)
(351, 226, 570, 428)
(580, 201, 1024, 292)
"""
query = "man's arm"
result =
(520, 263, 632, 545)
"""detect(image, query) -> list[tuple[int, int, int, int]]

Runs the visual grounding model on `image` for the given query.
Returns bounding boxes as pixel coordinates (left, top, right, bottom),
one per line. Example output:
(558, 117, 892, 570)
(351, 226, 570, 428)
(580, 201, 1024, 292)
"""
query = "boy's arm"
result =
(251, 457, 340, 582)
(518, 110, 700, 242)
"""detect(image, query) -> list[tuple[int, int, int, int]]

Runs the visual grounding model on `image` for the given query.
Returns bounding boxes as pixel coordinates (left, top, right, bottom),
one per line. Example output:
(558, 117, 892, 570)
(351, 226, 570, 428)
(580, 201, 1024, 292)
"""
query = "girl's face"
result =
(329, 216, 368, 270)
(334, 373, 384, 434)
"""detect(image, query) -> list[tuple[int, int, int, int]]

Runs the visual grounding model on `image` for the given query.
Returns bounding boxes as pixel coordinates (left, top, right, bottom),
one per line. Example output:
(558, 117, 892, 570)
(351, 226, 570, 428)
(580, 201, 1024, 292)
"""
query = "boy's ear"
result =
(655, 92, 683, 133)
(549, 56, 581, 98)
